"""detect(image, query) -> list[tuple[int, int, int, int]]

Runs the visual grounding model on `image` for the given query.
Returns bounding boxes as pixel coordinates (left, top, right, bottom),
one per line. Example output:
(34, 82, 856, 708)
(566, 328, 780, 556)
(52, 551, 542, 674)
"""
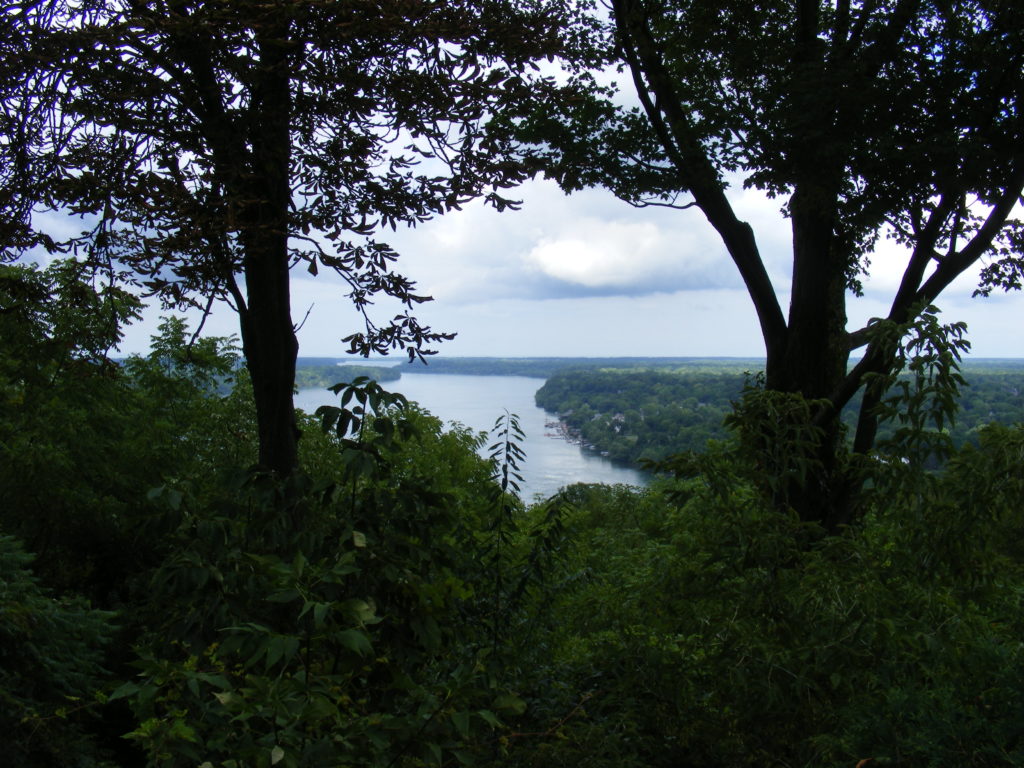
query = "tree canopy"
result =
(2, 0, 569, 472)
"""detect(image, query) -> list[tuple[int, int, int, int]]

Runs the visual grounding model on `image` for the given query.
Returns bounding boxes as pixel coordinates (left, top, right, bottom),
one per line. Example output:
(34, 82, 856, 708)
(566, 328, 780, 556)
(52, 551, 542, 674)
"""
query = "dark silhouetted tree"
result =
(526, 0, 1024, 527)
(2, 0, 568, 473)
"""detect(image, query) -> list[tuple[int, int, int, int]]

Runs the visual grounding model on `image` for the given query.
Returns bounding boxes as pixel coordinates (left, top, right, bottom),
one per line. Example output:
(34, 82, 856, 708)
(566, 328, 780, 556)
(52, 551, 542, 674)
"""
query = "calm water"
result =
(294, 372, 647, 501)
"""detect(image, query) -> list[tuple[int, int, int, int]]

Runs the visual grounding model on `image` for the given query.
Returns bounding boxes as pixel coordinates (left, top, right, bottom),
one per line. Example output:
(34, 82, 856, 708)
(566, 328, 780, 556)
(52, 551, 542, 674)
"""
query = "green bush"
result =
(0, 535, 116, 768)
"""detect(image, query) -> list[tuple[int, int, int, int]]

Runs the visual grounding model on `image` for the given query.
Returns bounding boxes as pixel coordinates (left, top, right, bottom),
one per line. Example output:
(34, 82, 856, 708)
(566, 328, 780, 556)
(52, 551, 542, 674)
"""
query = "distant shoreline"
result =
(296, 355, 1024, 381)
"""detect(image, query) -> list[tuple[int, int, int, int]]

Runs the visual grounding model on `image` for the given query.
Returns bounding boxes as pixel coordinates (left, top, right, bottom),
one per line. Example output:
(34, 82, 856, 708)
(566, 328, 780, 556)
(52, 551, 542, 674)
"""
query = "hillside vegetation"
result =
(4, 262, 1024, 767)
(536, 364, 1024, 464)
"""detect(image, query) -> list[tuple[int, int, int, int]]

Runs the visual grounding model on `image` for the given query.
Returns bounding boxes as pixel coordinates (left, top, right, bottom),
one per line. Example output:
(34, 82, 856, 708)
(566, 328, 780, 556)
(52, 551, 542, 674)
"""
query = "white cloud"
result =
(388, 177, 769, 301)
(524, 219, 689, 289)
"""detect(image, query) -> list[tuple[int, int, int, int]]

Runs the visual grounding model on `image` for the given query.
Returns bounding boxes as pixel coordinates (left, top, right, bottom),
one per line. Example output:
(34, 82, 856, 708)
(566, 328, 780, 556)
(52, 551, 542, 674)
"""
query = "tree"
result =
(2, 0, 568, 473)
(526, 0, 1024, 528)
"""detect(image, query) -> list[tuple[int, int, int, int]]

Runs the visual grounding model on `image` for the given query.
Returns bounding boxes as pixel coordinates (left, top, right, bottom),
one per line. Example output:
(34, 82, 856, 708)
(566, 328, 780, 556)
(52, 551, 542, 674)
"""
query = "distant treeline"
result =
(407, 356, 766, 378)
(537, 363, 1024, 465)
(294, 356, 767, 391)
(296, 355, 769, 380)
(295, 363, 401, 390)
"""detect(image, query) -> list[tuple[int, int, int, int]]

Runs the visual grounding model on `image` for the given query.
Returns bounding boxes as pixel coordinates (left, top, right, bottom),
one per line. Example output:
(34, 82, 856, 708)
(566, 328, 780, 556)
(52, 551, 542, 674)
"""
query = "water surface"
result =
(295, 372, 647, 501)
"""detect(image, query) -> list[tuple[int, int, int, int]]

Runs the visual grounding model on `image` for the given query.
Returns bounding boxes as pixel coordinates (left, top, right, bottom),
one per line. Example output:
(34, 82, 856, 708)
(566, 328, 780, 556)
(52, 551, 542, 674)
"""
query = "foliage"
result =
(0, 269, 548, 763)
(0, 536, 116, 768)
(857, 306, 971, 467)
(108, 376, 543, 767)
(115, 474, 478, 767)
(483, 335, 1024, 767)
(0, 261, 148, 596)
(482, 412, 529, 657)
(490, 444, 1024, 767)
(0, 263, 252, 599)
(131, 315, 241, 392)
(0, 260, 141, 366)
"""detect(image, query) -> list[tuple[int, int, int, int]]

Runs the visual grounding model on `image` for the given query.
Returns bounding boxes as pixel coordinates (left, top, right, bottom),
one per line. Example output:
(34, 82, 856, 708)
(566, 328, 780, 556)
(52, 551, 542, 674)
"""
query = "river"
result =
(294, 372, 647, 501)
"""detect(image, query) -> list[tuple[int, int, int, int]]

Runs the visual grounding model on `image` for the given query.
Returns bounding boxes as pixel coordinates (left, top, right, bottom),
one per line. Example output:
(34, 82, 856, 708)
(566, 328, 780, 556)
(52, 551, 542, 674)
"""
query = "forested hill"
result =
(294, 356, 767, 388)
(401, 356, 766, 378)
(294, 360, 400, 389)
(536, 361, 1024, 465)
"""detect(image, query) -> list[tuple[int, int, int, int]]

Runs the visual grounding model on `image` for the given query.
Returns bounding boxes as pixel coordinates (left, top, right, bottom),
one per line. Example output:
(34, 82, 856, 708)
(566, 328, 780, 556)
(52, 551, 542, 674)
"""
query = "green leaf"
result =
(427, 742, 442, 765)
(263, 635, 300, 669)
(337, 629, 373, 656)
(452, 710, 470, 739)
(493, 694, 527, 716)
(341, 598, 376, 623)
(108, 680, 141, 702)
(476, 709, 502, 728)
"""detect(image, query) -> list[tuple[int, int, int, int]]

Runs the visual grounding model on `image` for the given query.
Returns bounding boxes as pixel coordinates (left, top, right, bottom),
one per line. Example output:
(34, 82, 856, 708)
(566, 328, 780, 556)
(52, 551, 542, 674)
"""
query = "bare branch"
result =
(625, 198, 699, 211)
(187, 293, 216, 350)
(293, 303, 314, 334)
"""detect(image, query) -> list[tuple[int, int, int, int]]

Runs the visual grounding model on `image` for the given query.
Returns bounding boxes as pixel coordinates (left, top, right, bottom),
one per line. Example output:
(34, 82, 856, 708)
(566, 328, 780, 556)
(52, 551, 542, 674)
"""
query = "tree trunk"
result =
(239, 253, 300, 476)
(237, 32, 300, 476)
(765, 186, 853, 531)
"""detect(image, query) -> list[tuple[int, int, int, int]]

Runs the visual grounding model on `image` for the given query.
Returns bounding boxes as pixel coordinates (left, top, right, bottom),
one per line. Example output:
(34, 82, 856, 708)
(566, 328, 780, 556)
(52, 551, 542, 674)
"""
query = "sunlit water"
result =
(294, 372, 647, 502)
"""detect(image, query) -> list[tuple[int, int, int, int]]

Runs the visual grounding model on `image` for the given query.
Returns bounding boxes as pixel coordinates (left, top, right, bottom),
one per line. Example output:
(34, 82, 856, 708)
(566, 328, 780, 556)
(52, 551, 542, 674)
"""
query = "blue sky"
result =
(115, 175, 1024, 360)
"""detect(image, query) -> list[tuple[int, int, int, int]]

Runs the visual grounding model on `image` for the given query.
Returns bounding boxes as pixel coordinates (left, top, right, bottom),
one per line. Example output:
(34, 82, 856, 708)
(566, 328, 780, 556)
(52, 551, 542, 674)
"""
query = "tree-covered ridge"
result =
(405, 356, 766, 378)
(294, 362, 400, 390)
(536, 369, 744, 463)
(293, 356, 768, 380)
(537, 363, 1024, 465)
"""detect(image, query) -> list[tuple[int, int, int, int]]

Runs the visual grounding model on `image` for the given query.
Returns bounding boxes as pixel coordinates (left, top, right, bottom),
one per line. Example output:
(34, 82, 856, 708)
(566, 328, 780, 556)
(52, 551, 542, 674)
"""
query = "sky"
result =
(115, 174, 1024, 361)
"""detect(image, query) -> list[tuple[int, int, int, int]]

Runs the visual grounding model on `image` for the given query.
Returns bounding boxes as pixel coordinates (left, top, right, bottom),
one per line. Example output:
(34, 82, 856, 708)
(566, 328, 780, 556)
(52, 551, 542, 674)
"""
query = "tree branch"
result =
(886, 190, 958, 323)
(611, 0, 787, 358)
(836, 159, 1023, 438)
(915, 160, 1024, 304)
(625, 198, 700, 211)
